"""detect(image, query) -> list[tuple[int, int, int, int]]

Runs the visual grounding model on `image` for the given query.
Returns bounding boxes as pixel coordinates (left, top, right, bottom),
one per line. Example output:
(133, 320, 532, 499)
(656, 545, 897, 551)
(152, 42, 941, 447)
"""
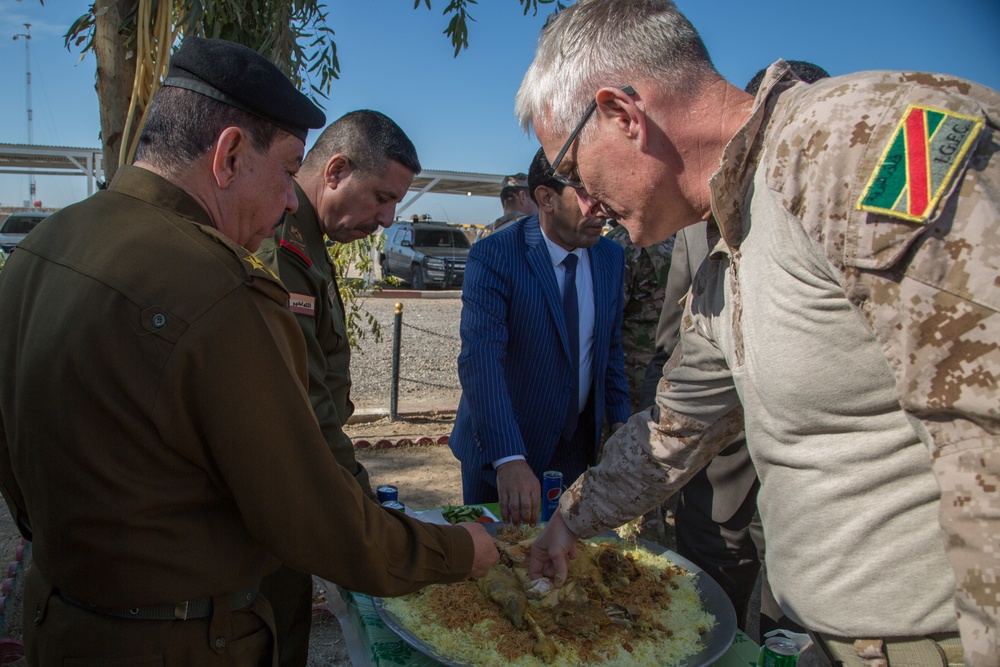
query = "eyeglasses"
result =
(550, 85, 635, 189)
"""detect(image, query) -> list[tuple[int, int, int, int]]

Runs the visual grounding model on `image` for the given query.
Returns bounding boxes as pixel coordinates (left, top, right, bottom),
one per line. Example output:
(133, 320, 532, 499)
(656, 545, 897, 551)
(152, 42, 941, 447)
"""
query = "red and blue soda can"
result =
(540, 471, 563, 522)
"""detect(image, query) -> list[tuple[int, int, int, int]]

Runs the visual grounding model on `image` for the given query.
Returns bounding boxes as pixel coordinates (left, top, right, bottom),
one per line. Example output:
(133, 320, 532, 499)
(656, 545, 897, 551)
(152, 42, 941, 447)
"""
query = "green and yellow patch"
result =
(857, 104, 982, 223)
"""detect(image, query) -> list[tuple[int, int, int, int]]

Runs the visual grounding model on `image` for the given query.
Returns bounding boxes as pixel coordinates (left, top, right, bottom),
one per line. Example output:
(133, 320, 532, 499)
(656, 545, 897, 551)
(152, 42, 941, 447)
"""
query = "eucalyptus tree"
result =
(60, 0, 563, 181)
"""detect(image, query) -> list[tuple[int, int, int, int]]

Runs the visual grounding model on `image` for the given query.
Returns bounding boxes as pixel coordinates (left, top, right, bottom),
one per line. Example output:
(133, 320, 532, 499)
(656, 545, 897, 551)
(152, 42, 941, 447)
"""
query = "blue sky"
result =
(1, 0, 998, 224)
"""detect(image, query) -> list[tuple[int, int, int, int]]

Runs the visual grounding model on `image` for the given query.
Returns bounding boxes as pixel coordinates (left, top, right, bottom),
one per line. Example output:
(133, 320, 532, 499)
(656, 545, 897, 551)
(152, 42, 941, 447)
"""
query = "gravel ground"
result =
(348, 294, 463, 412)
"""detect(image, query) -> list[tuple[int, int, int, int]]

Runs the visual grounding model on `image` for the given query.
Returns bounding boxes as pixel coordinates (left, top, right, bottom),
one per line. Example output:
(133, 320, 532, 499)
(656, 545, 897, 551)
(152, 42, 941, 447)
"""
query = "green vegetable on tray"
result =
(441, 504, 486, 524)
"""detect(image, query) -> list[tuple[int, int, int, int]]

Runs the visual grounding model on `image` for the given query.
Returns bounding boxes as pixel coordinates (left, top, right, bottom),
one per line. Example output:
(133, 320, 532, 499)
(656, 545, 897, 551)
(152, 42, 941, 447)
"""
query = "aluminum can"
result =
(381, 500, 406, 513)
(376, 485, 398, 503)
(540, 470, 563, 522)
(757, 636, 801, 667)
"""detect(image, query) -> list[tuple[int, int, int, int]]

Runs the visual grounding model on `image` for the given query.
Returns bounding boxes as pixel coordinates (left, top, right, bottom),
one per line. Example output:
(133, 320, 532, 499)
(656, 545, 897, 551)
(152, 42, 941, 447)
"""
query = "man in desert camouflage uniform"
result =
(605, 223, 673, 412)
(517, 2, 998, 665)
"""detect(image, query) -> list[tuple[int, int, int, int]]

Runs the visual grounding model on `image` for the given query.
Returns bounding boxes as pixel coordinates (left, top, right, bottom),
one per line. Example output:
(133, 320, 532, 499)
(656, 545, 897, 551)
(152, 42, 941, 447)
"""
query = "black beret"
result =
(163, 37, 325, 141)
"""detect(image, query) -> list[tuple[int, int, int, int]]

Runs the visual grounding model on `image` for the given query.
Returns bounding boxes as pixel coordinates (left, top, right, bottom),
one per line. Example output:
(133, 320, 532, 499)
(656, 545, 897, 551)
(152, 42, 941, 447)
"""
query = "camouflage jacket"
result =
(561, 62, 999, 663)
(605, 225, 673, 412)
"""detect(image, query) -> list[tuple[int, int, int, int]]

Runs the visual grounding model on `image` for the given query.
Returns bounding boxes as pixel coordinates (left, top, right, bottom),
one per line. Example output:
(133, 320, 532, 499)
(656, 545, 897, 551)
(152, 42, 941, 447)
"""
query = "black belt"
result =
(58, 581, 260, 621)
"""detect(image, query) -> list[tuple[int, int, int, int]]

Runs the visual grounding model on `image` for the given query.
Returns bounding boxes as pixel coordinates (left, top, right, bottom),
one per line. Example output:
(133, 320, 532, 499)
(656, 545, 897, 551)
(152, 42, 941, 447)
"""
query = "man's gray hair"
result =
(515, 0, 718, 138)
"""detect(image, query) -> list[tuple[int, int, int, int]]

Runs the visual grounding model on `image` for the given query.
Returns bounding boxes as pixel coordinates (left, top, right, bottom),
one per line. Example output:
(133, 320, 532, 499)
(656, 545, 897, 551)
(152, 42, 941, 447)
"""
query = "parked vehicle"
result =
(380, 216, 471, 289)
(0, 210, 52, 255)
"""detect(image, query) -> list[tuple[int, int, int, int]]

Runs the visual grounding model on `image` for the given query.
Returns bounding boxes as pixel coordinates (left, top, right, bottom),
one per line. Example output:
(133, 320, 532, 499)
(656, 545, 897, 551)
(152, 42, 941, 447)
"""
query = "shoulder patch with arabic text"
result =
(857, 104, 983, 223)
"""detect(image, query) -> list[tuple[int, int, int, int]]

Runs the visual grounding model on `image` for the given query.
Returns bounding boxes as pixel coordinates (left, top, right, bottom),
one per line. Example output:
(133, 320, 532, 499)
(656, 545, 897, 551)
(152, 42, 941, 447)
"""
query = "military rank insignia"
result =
(243, 253, 279, 281)
(280, 225, 312, 267)
(857, 104, 983, 223)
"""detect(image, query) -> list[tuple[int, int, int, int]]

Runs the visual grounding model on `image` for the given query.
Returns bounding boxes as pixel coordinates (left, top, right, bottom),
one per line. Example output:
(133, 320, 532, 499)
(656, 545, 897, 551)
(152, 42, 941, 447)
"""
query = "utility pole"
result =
(13, 23, 35, 206)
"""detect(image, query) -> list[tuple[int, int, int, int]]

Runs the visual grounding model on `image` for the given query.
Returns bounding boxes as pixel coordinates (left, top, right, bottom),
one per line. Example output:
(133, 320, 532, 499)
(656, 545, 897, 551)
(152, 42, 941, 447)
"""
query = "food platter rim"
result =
(373, 525, 738, 667)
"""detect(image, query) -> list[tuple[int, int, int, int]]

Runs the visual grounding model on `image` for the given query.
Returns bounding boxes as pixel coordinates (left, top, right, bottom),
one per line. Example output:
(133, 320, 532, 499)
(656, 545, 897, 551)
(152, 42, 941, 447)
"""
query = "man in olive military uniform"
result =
(519, 2, 999, 664)
(0, 37, 497, 665)
(488, 172, 538, 235)
(255, 110, 419, 666)
(604, 222, 672, 412)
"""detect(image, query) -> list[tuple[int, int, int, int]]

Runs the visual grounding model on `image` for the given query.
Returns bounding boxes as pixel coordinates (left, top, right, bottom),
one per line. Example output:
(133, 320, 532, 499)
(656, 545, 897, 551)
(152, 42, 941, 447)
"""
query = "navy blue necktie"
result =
(561, 253, 579, 442)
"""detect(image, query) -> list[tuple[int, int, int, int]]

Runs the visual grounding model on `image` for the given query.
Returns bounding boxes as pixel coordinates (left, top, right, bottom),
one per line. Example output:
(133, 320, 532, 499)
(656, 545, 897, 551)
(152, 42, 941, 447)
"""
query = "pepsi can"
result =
(381, 500, 406, 513)
(376, 485, 398, 503)
(540, 471, 563, 522)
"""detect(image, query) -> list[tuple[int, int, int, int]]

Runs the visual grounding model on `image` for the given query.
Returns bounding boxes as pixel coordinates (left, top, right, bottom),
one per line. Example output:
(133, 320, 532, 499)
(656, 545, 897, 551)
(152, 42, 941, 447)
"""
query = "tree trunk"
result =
(93, 0, 138, 184)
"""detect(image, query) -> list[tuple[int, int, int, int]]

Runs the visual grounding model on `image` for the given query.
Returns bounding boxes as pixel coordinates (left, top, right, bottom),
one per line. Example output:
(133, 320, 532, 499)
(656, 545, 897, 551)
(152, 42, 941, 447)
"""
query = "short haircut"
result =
(300, 110, 420, 179)
(134, 86, 282, 174)
(500, 187, 526, 208)
(745, 60, 830, 96)
(527, 147, 566, 204)
(516, 0, 719, 139)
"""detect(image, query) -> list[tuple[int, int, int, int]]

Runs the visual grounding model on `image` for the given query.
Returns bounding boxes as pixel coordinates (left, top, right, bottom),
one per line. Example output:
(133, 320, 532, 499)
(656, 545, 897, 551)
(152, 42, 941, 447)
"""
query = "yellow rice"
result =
(382, 539, 715, 666)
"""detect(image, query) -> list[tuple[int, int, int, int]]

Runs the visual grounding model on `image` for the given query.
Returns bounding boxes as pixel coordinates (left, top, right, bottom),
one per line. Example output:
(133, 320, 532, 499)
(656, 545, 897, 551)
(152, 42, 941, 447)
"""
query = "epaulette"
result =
(240, 251, 281, 282)
(196, 223, 283, 286)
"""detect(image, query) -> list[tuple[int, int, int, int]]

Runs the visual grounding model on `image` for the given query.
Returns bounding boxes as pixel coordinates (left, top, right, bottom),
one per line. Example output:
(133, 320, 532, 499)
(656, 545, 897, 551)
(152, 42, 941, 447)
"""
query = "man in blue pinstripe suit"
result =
(451, 148, 630, 525)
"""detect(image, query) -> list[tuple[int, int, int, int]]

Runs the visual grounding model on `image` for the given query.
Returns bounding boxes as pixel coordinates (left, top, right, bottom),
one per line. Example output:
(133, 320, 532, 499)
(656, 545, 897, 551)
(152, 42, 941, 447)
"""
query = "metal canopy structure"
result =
(0, 143, 105, 199)
(0, 143, 502, 213)
(392, 169, 504, 215)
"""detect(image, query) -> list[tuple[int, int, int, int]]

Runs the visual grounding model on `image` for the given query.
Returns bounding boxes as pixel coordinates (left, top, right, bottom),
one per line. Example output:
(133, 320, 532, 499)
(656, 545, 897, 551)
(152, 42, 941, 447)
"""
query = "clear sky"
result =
(1, 0, 998, 223)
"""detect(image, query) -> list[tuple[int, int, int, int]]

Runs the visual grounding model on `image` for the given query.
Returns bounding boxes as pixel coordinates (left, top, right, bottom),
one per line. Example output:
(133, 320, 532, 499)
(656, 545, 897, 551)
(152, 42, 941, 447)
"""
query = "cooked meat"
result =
(553, 601, 611, 637)
(477, 563, 528, 629)
(525, 610, 557, 664)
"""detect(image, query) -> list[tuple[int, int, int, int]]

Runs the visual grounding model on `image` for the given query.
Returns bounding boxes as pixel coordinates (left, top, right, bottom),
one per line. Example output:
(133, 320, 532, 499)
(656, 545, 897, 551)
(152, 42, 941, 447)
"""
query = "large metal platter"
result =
(374, 524, 737, 666)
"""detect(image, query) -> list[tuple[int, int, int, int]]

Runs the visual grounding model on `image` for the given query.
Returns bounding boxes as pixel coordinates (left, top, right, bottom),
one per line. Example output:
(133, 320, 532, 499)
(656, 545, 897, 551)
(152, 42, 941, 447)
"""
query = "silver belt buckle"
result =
(174, 600, 190, 620)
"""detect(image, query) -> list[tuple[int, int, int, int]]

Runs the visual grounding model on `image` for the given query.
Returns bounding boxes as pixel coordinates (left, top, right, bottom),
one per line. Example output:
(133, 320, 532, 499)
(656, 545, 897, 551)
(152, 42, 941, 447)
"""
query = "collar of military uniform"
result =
(110, 165, 281, 284)
(708, 59, 802, 251)
(493, 210, 525, 226)
(110, 165, 216, 229)
(704, 216, 726, 260)
(279, 183, 334, 270)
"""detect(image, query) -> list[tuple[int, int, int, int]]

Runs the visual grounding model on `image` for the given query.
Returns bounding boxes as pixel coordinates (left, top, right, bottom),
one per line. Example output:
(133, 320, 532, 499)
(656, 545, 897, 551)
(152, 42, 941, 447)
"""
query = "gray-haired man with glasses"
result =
(517, 1, 1000, 665)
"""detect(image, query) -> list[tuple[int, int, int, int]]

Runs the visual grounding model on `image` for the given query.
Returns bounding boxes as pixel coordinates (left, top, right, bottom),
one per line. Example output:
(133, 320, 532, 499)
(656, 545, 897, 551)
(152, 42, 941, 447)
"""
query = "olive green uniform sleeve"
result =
(0, 396, 29, 540)
(157, 284, 467, 595)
